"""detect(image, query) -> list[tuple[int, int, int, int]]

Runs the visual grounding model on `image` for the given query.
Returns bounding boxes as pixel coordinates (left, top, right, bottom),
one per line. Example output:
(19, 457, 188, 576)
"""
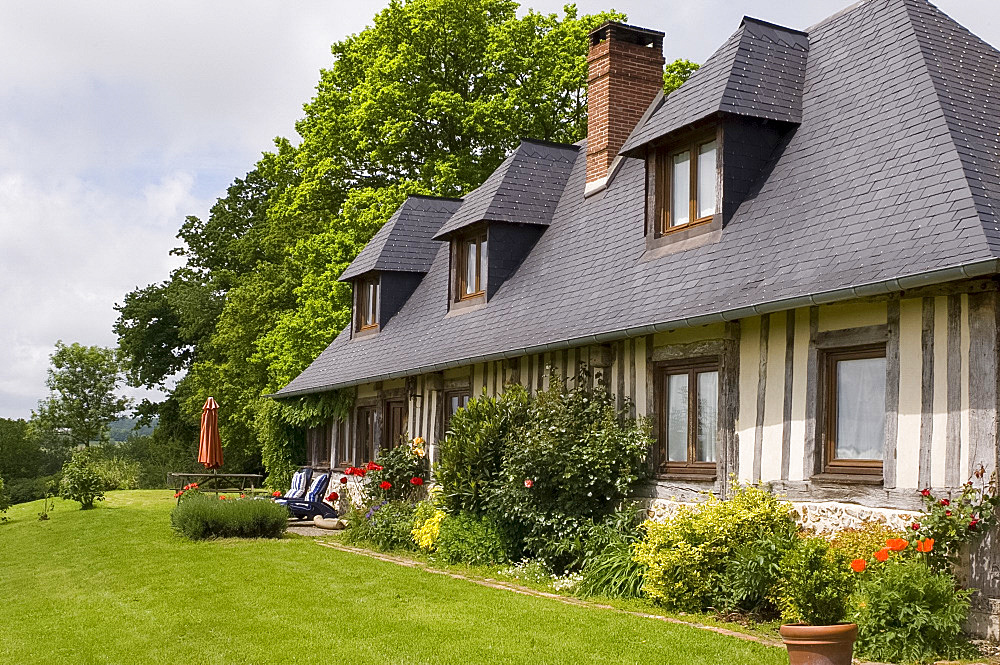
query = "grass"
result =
(0, 491, 788, 664)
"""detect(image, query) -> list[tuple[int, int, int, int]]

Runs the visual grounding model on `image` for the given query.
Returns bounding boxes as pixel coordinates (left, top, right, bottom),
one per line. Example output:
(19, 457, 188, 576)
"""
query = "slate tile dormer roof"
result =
(620, 16, 809, 155)
(432, 139, 579, 239)
(339, 195, 462, 281)
(277, 0, 1000, 398)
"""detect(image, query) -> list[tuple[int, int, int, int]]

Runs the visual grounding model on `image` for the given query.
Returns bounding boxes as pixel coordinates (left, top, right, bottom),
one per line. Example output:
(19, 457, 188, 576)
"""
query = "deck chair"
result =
(274, 468, 312, 502)
(282, 473, 337, 520)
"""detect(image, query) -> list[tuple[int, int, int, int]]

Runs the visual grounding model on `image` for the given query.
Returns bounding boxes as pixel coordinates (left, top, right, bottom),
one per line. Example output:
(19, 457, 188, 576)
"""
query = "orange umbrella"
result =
(198, 397, 223, 469)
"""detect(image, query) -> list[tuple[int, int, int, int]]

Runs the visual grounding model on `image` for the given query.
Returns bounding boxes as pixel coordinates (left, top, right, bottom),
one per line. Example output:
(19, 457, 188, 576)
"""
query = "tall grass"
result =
(170, 493, 288, 540)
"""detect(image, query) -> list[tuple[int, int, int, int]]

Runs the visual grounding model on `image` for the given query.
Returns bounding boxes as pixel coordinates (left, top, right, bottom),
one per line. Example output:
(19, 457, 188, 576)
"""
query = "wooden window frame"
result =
(356, 406, 377, 465)
(455, 233, 487, 301)
(654, 132, 717, 236)
(444, 389, 471, 431)
(820, 344, 886, 477)
(383, 399, 408, 450)
(655, 357, 719, 478)
(355, 276, 379, 332)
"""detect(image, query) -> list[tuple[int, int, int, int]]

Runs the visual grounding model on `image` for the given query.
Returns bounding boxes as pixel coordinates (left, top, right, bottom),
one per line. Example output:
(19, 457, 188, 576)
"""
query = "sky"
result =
(1, 0, 998, 420)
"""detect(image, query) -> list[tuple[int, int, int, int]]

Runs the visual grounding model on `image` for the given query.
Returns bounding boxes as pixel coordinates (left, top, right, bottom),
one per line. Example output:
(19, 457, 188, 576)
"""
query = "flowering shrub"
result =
(344, 500, 417, 551)
(850, 558, 973, 663)
(435, 386, 529, 515)
(366, 439, 429, 503)
(411, 501, 445, 552)
(830, 521, 905, 561)
(434, 512, 510, 566)
(170, 493, 288, 540)
(635, 483, 797, 612)
(912, 469, 1000, 572)
(495, 373, 652, 571)
(778, 537, 854, 626)
(58, 449, 106, 510)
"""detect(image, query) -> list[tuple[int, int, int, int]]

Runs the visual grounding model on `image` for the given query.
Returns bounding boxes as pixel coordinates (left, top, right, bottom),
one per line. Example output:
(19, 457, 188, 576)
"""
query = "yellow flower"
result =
(413, 436, 425, 447)
(414, 447, 425, 458)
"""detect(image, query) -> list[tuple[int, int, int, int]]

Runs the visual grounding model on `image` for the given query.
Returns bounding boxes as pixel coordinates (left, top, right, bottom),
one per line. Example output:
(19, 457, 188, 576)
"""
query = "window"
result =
(654, 136, 717, 234)
(823, 346, 886, 476)
(356, 276, 379, 331)
(357, 406, 376, 464)
(444, 390, 470, 431)
(656, 359, 719, 476)
(309, 423, 331, 467)
(384, 400, 407, 449)
(456, 233, 487, 300)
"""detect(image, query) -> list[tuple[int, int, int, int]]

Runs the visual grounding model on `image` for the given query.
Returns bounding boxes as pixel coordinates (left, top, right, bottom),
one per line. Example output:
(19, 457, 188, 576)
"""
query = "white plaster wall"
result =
(788, 308, 810, 481)
(896, 298, 924, 488)
(760, 313, 787, 482)
(737, 315, 761, 482)
(817, 300, 887, 332)
(931, 295, 949, 486)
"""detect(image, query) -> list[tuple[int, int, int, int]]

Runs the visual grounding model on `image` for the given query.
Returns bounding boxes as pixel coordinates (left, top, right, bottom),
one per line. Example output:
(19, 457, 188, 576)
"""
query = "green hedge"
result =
(170, 494, 288, 540)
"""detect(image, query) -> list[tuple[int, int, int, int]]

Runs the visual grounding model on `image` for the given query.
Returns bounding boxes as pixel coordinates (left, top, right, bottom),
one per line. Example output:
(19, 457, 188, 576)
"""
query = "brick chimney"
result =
(586, 22, 665, 188)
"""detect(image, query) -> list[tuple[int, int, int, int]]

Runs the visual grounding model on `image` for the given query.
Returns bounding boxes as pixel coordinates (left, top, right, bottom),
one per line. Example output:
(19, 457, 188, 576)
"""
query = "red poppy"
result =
(410, 477, 424, 486)
(850, 558, 867, 572)
(920, 488, 931, 497)
(183, 484, 191, 490)
(272, 490, 281, 497)
(886, 538, 908, 552)
(380, 481, 392, 490)
(191, 483, 199, 489)
(174, 491, 182, 498)
(373, 464, 383, 471)
(366, 461, 377, 471)
(945, 510, 952, 517)
(219, 495, 227, 500)
(240, 493, 245, 499)
(326, 492, 339, 502)
(939, 498, 950, 506)
(969, 519, 979, 531)
(339, 476, 348, 485)
(916, 538, 934, 553)
(911, 522, 921, 531)
(874, 548, 890, 563)
(524, 479, 534, 488)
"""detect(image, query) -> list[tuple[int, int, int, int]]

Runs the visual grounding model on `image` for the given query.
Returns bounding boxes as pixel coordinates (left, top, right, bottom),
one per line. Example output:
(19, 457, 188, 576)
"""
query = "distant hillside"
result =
(108, 417, 156, 442)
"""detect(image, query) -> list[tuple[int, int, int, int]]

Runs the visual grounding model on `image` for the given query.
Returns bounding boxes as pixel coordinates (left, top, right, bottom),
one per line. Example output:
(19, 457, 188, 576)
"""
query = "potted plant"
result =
(778, 537, 857, 665)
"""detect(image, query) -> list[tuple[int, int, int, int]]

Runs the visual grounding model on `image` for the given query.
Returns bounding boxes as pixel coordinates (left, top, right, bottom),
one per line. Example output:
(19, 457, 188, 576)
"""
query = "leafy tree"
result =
(33, 342, 131, 448)
(663, 58, 700, 95)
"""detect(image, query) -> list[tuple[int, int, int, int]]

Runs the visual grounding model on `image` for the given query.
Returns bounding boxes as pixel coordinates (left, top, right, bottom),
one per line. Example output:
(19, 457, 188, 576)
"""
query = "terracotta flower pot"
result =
(779, 623, 858, 665)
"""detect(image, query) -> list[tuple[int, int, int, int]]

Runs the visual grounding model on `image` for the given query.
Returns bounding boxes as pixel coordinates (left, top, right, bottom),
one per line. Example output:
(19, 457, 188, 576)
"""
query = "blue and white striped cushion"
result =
(304, 474, 329, 503)
(283, 469, 310, 500)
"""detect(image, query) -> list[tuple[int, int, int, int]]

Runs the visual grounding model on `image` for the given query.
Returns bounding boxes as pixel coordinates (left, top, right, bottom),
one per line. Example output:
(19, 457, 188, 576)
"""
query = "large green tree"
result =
(33, 342, 131, 448)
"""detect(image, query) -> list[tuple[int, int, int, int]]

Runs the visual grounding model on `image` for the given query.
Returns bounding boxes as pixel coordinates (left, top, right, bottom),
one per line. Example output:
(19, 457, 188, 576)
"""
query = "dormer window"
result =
(655, 135, 717, 234)
(356, 276, 379, 332)
(456, 232, 487, 300)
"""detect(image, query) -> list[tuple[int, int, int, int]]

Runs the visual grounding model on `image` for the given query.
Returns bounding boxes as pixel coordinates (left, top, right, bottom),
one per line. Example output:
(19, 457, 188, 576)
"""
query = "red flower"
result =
(939, 498, 950, 506)
(272, 490, 281, 497)
(373, 464, 383, 471)
(969, 519, 980, 531)
(240, 493, 245, 499)
(174, 491, 182, 498)
(380, 481, 392, 490)
(366, 461, 377, 471)
(410, 477, 424, 486)
(920, 488, 931, 497)
(183, 484, 191, 490)
(326, 492, 339, 502)
(219, 495, 227, 500)
(339, 476, 348, 485)
(946, 510, 952, 517)
(916, 538, 934, 553)
(851, 558, 867, 573)
(524, 479, 534, 489)
(911, 522, 921, 531)
(886, 538, 908, 552)
(191, 483, 198, 489)
(874, 548, 890, 563)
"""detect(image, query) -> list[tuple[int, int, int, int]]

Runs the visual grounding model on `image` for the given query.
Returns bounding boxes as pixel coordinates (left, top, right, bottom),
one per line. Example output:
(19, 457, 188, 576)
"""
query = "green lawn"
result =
(0, 491, 788, 664)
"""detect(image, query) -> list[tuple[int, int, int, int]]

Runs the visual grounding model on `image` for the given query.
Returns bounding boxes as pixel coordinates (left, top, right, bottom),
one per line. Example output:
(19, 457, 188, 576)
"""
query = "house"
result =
(277, 0, 1000, 636)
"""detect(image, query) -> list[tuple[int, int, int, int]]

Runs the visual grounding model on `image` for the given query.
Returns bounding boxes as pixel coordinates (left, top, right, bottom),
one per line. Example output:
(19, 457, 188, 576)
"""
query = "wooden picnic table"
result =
(168, 472, 265, 496)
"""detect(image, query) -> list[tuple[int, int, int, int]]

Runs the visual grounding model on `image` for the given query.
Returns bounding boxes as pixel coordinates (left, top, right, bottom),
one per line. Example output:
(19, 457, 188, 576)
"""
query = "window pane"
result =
(696, 371, 718, 462)
(464, 240, 477, 295)
(836, 357, 886, 460)
(666, 373, 689, 461)
(670, 151, 690, 227)
(697, 140, 716, 218)
(479, 236, 487, 291)
(368, 281, 378, 324)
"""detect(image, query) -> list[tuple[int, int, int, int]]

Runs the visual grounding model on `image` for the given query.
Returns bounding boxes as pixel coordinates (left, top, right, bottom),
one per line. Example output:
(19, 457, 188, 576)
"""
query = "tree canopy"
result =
(114, 0, 696, 483)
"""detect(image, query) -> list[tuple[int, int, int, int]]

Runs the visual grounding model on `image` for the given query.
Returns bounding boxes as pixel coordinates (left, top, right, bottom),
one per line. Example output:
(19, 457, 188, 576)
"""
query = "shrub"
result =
(829, 521, 905, 561)
(7, 474, 61, 505)
(911, 474, 1000, 573)
(722, 527, 797, 613)
(436, 386, 530, 515)
(434, 512, 509, 566)
(411, 501, 445, 552)
(852, 558, 972, 663)
(59, 449, 106, 509)
(0, 475, 9, 522)
(495, 373, 652, 570)
(170, 494, 288, 540)
(345, 501, 417, 551)
(577, 505, 646, 599)
(92, 454, 140, 490)
(778, 537, 853, 625)
(365, 440, 429, 503)
(635, 483, 798, 612)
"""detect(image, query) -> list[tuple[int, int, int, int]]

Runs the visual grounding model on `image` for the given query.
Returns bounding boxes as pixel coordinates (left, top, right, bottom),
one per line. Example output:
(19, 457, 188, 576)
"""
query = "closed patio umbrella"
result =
(198, 397, 223, 470)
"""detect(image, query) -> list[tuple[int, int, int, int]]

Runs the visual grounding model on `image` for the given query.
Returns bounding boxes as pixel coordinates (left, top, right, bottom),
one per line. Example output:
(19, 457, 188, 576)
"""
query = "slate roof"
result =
(278, 0, 1000, 398)
(339, 195, 462, 281)
(433, 139, 579, 239)
(620, 16, 809, 155)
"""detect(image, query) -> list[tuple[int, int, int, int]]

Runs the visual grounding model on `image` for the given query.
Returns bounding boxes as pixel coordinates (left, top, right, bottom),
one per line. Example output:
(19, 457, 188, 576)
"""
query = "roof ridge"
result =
(740, 15, 808, 37)
(517, 137, 581, 151)
(406, 193, 464, 203)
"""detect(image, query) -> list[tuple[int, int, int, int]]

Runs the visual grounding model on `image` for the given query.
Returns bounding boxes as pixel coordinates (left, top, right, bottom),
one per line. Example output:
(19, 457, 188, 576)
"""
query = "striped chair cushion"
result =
(304, 474, 329, 503)
(283, 469, 310, 500)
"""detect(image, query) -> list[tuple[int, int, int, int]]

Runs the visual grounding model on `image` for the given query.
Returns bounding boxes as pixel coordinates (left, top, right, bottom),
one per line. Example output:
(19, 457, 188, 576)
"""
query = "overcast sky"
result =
(1, 0, 997, 420)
